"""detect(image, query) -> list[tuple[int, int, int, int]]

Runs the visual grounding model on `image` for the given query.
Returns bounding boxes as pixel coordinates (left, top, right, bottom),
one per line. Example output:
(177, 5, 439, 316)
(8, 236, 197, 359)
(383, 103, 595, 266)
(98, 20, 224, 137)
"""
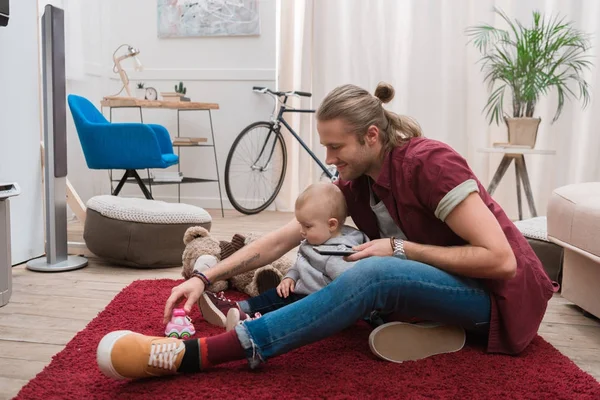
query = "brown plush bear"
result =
(181, 227, 293, 297)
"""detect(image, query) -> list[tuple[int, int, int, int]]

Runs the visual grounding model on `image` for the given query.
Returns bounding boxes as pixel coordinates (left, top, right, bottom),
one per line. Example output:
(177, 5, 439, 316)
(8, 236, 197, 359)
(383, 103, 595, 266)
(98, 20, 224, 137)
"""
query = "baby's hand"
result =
(277, 278, 296, 298)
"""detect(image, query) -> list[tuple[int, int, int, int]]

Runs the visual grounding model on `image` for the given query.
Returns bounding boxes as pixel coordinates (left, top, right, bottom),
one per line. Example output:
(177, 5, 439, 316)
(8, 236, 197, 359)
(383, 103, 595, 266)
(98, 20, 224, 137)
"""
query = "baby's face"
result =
(295, 206, 334, 245)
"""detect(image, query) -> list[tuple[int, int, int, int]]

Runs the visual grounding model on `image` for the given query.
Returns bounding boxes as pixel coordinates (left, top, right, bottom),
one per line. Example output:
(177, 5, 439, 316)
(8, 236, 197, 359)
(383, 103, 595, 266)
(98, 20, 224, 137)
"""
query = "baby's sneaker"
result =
(225, 308, 262, 331)
(165, 308, 196, 339)
(199, 291, 241, 327)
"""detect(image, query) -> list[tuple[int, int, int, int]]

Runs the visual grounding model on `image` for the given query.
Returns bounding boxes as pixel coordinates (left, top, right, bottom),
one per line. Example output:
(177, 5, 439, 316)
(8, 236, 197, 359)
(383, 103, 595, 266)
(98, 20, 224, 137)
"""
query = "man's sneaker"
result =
(368, 322, 465, 363)
(97, 330, 185, 379)
(225, 308, 262, 331)
(199, 291, 240, 327)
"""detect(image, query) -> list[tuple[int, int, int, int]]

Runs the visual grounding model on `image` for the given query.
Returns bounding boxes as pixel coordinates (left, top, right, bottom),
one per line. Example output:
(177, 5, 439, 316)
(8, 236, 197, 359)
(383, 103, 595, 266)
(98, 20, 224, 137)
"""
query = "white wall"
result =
(0, 0, 45, 264)
(65, 0, 277, 211)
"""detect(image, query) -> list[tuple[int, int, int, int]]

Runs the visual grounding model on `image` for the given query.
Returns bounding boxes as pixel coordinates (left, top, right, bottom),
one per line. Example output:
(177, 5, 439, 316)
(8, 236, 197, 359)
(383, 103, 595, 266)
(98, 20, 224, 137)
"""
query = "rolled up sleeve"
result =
(409, 142, 480, 222)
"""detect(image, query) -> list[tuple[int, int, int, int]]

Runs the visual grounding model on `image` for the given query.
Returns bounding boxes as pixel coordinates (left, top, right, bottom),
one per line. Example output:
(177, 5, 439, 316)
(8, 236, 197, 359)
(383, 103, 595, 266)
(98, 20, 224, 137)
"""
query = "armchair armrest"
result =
(82, 123, 166, 170)
(148, 124, 174, 154)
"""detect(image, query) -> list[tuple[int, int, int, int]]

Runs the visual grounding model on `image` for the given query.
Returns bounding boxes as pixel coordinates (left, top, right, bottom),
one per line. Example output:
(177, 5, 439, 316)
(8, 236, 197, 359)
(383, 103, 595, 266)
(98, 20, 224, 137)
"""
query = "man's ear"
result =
(328, 218, 339, 232)
(365, 125, 379, 146)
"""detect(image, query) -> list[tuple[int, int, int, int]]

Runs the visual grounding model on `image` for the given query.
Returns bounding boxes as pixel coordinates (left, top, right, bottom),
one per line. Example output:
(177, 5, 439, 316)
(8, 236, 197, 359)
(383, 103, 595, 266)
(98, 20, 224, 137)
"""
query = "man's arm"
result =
(404, 192, 517, 279)
(204, 218, 304, 283)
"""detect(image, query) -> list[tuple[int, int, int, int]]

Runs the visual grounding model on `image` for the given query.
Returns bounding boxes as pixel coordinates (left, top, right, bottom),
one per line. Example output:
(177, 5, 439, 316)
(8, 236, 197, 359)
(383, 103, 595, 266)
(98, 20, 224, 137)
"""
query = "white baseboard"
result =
(147, 194, 278, 213)
(151, 194, 232, 210)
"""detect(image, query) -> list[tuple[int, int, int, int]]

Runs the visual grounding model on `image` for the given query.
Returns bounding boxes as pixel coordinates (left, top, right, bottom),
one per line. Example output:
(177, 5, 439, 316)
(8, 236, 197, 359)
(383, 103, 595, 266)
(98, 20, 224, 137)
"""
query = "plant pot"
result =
(504, 117, 541, 148)
(135, 88, 146, 99)
(161, 92, 186, 102)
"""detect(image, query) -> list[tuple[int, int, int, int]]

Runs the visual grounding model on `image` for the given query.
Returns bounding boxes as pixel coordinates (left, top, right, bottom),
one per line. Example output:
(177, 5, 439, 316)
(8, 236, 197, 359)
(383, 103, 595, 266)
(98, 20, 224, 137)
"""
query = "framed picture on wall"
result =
(157, 0, 260, 38)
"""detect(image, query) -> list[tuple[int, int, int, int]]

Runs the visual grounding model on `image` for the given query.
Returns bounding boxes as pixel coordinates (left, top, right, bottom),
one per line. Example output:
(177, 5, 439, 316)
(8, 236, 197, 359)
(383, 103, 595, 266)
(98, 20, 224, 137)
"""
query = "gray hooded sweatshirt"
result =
(284, 225, 369, 295)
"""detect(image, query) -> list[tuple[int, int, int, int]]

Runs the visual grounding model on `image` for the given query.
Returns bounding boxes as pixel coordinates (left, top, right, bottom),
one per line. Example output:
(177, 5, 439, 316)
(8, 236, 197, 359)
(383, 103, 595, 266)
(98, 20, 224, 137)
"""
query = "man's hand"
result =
(277, 278, 296, 298)
(344, 238, 393, 261)
(163, 278, 205, 324)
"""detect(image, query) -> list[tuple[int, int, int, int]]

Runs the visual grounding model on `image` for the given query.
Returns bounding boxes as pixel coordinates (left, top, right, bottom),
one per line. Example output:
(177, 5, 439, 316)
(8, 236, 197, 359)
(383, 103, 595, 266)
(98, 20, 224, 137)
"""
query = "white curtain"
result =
(277, 0, 600, 220)
(275, 0, 316, 211)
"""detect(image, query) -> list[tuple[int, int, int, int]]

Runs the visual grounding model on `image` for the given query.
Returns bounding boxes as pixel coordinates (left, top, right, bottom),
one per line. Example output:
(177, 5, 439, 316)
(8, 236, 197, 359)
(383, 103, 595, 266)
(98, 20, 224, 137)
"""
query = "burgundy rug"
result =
(15, 279, 600, 400)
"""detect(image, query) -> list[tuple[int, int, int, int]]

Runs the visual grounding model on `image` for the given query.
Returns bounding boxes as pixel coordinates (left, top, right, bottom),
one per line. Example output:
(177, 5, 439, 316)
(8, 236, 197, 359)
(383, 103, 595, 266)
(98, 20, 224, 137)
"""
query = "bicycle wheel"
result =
(225, 121, 287, 215)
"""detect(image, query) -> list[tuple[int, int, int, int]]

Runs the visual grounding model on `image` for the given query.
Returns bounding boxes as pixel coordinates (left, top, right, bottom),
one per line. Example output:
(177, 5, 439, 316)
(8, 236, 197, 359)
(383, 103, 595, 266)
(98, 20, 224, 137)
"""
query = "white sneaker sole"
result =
(97, 330, 132, 380)
(369, 322, 466, 363)
(199, 293, 227, 327)
(225, 308, 241, 332)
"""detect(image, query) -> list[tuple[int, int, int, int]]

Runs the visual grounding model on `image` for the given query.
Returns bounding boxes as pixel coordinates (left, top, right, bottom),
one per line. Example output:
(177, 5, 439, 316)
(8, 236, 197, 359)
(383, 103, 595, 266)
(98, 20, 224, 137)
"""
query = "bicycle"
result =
(224, 87, 338, 215)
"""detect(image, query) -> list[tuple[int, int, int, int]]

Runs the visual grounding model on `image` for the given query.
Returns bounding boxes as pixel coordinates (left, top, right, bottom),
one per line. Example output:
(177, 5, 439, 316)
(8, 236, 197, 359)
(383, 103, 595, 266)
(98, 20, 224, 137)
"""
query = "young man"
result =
(96, 82, 555, 380)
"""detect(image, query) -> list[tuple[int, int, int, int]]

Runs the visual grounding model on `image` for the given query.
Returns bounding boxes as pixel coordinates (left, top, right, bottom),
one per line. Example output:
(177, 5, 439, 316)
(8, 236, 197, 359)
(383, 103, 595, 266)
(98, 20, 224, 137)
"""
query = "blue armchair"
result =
(67, 94, 178, 199)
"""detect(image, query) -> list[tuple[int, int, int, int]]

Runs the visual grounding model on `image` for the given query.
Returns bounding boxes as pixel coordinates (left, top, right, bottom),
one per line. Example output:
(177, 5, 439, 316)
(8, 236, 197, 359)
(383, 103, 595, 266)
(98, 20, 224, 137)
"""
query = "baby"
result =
(277, 181, 369, 297)
(199, 182, 369, 330)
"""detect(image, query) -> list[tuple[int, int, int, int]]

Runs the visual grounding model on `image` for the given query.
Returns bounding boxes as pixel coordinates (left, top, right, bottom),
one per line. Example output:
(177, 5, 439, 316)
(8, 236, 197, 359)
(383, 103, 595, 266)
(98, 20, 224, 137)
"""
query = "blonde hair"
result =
(295, 183, 347, 224)
(316, 82, 422, 151)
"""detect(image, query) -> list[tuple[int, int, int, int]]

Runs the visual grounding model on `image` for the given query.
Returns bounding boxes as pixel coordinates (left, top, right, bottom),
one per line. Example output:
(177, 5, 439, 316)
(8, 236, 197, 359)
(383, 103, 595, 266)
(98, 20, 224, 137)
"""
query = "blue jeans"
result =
(234, 257, 491, 368)
(238, 288, 306, 315)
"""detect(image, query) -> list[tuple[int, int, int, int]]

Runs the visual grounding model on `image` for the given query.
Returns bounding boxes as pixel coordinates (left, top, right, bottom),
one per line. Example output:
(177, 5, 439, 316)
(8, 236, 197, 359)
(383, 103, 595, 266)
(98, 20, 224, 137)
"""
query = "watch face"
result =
(145, 87, 157, 100)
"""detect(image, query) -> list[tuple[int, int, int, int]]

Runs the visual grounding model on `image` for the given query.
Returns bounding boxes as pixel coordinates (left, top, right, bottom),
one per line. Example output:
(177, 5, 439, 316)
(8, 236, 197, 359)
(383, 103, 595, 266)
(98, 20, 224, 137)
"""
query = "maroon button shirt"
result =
(336, 137, 555, 355)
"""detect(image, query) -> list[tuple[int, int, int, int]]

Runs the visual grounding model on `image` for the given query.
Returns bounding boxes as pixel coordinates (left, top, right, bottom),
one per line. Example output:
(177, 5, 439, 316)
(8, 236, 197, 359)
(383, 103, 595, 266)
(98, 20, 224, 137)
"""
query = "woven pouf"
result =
(84, 195, 212, 268)
(514, 216, 563, 284)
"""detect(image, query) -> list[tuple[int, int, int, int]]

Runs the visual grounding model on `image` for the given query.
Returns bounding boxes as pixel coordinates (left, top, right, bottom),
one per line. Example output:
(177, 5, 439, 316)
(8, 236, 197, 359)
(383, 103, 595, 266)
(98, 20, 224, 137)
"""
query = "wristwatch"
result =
(391, 237, 407, 259)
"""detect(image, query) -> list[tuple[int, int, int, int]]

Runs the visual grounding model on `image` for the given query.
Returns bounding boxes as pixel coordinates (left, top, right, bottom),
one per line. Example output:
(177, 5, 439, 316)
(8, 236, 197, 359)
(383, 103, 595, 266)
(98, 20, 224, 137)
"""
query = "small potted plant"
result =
(466, 8, 592, 148)
(174, 81, 190, 101)
(161, 81, 190, 102)
(136, 82, 145, 99)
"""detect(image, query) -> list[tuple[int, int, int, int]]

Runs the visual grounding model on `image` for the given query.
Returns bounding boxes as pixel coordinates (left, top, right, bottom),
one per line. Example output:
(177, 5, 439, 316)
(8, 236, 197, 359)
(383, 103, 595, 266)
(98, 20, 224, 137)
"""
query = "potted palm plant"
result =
(467, 8, 592, 148)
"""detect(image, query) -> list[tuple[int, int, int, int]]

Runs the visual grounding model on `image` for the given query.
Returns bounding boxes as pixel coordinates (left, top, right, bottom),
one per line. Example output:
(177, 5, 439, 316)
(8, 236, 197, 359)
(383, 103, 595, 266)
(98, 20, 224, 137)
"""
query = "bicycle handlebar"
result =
(253, 86, 312, 98)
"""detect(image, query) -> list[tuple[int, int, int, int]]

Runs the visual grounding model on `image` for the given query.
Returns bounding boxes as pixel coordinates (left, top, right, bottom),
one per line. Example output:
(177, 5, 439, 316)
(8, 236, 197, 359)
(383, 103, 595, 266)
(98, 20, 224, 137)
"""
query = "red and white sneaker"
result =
(199, 291, 241, 327)
(225, 308, 262, 332)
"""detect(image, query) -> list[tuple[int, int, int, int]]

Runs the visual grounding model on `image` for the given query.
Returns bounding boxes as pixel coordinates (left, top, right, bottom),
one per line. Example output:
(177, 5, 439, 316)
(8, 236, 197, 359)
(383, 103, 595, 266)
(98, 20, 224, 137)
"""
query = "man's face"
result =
(318, 119, 375, 181)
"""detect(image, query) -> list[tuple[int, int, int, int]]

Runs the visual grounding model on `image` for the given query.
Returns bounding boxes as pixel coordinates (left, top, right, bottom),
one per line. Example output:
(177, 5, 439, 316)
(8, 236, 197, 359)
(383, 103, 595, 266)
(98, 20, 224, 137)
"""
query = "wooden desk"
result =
(101, 96, 224, 216)
(101, 97, 219, 110)
(478, 147, 556, 220)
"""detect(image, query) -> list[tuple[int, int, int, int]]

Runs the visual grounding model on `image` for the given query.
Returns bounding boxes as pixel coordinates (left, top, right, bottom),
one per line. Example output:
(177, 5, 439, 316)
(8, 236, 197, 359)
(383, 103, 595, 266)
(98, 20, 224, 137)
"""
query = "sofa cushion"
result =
(547, 182, 600, 258)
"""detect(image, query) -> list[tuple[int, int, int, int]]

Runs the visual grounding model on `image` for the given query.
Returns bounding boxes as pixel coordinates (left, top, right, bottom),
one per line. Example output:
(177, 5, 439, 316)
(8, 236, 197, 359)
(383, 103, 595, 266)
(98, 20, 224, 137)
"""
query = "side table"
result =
(478, 147, 556, 220)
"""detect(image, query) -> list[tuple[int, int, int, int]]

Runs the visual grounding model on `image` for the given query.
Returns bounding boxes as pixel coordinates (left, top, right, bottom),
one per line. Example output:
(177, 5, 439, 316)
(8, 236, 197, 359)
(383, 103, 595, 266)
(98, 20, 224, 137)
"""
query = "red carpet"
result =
(15, 279, 600, 399)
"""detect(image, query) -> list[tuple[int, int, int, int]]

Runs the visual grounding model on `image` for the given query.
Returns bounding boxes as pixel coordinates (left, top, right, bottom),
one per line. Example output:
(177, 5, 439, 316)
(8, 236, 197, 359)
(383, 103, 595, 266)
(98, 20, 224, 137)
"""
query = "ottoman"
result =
(514, 216, 563, 285)
(547, 182, 600, 318)
(84, 195, 212, 268)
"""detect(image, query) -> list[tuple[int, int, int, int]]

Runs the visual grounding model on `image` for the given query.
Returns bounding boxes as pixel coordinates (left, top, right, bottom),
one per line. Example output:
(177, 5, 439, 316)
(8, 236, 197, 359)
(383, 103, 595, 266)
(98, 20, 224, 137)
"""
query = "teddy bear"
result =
(181, 226, 293, 297)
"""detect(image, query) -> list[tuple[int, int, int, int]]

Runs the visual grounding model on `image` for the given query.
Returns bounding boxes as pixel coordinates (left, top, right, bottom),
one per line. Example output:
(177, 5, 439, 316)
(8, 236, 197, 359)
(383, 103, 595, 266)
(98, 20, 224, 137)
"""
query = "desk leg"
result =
(208, 110, 224, 218)
(515, 159, 522, 220)
(487, 155, 513, 195)
(515, 155, 537, 217)
(177, 109, 181, 203)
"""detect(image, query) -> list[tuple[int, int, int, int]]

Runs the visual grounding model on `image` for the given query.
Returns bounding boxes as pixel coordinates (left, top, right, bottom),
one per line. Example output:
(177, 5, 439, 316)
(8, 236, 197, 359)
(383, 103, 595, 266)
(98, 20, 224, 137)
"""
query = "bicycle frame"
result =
(259, 92, 337, 180)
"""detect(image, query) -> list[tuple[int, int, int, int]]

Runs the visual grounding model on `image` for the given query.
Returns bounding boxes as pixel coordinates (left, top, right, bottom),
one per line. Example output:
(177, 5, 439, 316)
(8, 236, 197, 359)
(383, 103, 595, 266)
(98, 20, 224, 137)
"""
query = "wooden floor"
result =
(1, 209, 599, 399)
